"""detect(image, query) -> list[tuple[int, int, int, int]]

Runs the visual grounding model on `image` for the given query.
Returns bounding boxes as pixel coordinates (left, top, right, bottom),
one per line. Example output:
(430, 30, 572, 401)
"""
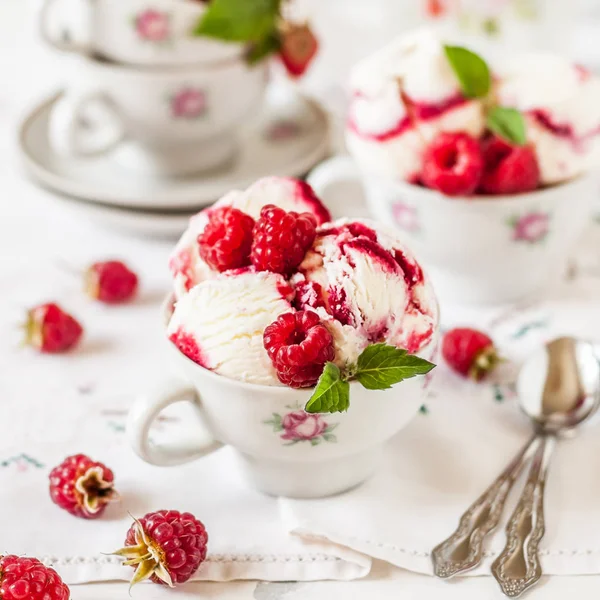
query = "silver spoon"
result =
(432, 337, 600, 583)
(492, 337, 600, 597)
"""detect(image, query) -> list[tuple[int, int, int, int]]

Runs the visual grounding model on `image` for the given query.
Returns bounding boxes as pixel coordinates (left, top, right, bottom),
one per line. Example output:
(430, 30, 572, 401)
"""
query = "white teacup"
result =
(40, 0, 241, 66)
(49, 55, 268, 176)
(126, 297, 437, 499)
(308, 156, 597, 305)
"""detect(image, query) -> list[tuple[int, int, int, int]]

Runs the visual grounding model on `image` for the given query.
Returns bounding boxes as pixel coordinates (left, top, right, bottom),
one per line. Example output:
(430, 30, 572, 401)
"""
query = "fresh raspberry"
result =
(85, 260, 139, 304)
(113, 510, 208, 587)
(24, 303, 83, 353)
(425, 0, 446, 17)
(421, 132, 484, 196)
(479, 136, 540, 195)
(0, 555, 70, 600)
(198, 207, 255, 272)
(251, 205, 317, 275)
(263, 311, 335, 388)
(279, 23, 319, 78)
(442, 327, 499, 381)
(49, 454, 118, 519)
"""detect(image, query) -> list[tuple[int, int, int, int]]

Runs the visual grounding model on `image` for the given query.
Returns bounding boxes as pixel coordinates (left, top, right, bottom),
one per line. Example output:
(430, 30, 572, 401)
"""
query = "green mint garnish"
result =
(247, 30, 281, 64)
(355, 343, 436, 390)
(305, 363, 350, 414)
(443, 45, 491, 98)
(193, 0, 282, 62)
(486, 106, 527, 146)
(304, 344, 436, 414)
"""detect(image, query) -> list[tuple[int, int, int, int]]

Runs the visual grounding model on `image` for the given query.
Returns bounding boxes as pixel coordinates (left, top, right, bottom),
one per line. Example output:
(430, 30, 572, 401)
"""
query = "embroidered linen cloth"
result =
(0, 183, 369, 584)
(3, 165, 600, 583)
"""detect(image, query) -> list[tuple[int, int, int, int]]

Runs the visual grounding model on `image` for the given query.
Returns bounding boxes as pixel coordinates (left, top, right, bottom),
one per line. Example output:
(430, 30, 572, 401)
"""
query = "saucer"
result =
(36, 193, 198, 238)
(18, 84, 331, 211)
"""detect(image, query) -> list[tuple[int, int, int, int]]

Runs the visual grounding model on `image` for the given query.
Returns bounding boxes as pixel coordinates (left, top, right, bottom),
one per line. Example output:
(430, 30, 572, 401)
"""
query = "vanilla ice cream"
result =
(346, 29, 486, 181)
(496, 54, 600, 184)
(294, 219, 438, 362)
(168, 271, 294, 385)
(168, 212, 438, 386)
(170, 177, 331, 298)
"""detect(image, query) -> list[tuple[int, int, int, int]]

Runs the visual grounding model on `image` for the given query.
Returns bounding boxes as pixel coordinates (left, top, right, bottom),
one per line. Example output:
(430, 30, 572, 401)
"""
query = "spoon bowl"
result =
(516, 337, 600, 435)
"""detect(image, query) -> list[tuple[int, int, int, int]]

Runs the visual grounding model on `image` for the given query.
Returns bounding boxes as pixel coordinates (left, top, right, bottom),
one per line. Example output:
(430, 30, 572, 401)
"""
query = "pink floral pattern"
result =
(264, 410, 337, 446)
(265, 120, 301, 142)
(509, 212, 550, 244)
(134, 9, 171, 43)
(170, 87, 207, 120)
(392, 201, 421, 233)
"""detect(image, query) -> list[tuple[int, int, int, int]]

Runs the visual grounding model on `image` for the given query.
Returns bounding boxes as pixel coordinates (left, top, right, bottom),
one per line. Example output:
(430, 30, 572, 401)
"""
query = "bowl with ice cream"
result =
(127, 177, 439, 498)
(309, 29, 600, 305)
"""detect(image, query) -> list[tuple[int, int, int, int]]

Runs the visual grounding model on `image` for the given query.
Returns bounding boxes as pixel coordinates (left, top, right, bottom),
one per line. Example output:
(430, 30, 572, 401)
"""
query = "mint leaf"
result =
(194, 0, 281, 42)
(247, 31, 281, 64)
(355, 343, 435, 390)
(487, 106, 527, 146)
(443, 45, 491, 98)
(305, 363, 350, 414)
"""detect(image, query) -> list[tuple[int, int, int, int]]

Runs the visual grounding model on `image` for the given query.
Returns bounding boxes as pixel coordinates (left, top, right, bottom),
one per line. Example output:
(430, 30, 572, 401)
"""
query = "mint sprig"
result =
(193, 0, 282, 62)
(486, 106, 527, 146)
(443, 45, 491, 99)
(355, 343, 435, 390)
(304, 344, 436, 414)
(305, 363, 350, 414)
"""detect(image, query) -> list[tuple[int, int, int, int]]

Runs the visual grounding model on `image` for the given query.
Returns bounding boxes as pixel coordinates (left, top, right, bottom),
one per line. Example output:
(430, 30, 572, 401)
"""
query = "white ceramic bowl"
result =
(308, 156, 597, 305)
(40, 0, 242, 66)
(126, 297, 438, 498)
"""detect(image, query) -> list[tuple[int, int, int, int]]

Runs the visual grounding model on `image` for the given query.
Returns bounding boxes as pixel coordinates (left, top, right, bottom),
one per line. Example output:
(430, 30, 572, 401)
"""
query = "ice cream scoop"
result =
(168, 271, 294, 386)
(294, 219, 438, 365)
(169, 177, 331, 298)
(496, 54, 600, 184)
(346, 29, 486, 181)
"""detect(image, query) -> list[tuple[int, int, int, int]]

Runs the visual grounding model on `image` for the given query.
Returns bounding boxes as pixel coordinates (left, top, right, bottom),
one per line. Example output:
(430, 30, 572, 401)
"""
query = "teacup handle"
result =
(307, 155, 361, 195)
(127, 379, 224, 467)
(49, 91, 126, 158)
(39, 0, 92, 54)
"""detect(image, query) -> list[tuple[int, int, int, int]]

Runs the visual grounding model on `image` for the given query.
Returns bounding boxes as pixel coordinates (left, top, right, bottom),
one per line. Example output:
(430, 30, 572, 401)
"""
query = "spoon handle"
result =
(491, 435, 555, 598)
(432, 434, 540, 578)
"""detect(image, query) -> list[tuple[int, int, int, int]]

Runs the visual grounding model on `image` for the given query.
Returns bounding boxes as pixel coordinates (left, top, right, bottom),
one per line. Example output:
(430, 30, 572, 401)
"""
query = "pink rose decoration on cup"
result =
(509, 212, 550, 244)
(134, 9, 171, 43)
(170, 87, 207, 120)
(264, 410, 338, 446)
(392, 201, 421, 233)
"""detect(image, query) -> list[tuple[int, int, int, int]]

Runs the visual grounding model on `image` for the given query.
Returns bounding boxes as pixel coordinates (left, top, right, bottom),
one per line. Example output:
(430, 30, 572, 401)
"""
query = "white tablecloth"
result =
(4, 2, 600, 598)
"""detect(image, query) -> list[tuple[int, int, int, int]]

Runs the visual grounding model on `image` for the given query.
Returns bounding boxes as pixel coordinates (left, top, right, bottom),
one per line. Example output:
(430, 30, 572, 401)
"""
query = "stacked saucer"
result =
(20, 0, 330, 237)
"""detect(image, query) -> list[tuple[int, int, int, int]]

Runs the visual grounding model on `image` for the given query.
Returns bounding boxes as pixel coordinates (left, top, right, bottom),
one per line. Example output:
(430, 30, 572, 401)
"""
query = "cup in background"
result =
(39, 0, 242, 66)
(308, 156, 596, 306)
(48, 55, 268, 176)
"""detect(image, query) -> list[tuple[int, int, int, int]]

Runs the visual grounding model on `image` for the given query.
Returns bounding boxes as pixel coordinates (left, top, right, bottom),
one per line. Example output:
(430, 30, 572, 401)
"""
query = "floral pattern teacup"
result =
(126, 297, 437, 499)
(40, 0, 242, 66)
(48, 55, 267, 176)
(307, 156, 596, 305)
